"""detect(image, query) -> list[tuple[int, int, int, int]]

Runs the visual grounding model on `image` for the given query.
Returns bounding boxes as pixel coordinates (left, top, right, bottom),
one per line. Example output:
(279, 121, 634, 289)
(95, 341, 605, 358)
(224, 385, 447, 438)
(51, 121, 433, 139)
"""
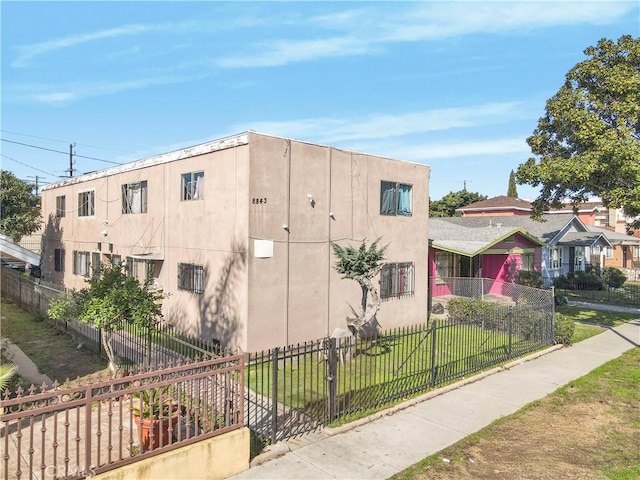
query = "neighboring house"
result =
(39, 132, 430, 352)
(456, 195, 533, 216)
(429, 214, 612, 287)
(428, 218, 542, 297)
(587, 224, 640, 272)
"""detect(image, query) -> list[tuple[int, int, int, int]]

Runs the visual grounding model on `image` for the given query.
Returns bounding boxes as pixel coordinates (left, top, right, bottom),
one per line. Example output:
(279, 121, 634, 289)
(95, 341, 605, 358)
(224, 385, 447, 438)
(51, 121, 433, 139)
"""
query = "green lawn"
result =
(247, 322, 547, 421)
(391, 347, 640, 480)
(557, 281, 640, 308)
(556, 304, 639, 327)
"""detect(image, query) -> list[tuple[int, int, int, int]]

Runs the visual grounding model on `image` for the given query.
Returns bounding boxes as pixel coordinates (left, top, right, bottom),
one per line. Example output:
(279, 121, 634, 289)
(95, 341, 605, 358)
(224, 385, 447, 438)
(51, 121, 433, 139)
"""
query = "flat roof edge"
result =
(43, 132, 249, 190)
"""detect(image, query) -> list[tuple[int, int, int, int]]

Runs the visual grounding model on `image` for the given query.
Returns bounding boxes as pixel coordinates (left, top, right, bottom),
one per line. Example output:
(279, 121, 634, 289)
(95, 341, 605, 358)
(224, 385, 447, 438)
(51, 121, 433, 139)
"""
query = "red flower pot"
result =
(134, 415, 179, 451)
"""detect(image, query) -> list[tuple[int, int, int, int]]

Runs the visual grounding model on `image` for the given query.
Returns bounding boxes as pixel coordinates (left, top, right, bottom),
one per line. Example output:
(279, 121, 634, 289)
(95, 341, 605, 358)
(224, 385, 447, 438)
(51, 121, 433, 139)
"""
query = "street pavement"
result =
(228, 313, 639, 480)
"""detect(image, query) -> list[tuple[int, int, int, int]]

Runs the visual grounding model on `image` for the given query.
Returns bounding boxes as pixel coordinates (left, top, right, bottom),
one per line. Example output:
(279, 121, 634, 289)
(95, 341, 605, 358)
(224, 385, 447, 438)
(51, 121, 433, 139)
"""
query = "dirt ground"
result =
(397, 359, 640, 480)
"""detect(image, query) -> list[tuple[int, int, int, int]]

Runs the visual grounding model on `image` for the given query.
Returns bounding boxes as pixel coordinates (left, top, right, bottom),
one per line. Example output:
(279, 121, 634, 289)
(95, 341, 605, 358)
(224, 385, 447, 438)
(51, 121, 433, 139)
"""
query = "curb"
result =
(249, 343, 564, 467)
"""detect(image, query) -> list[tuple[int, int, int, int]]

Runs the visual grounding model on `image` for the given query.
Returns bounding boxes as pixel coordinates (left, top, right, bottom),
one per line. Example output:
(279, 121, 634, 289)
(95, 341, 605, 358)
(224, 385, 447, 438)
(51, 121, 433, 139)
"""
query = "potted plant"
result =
(131, 386, 179, 451)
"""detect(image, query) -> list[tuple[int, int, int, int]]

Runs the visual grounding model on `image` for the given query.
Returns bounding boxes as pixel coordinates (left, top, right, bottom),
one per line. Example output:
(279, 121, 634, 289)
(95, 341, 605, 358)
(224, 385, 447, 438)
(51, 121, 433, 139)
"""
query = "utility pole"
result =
(26, 175, 41, 195)
(69, 143, 74, 177)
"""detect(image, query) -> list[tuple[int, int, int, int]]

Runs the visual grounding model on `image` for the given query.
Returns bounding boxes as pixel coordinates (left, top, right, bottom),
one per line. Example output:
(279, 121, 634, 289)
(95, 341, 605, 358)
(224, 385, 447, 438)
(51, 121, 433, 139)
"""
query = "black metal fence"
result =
(0, 267, 223, 368)
(246, 303, 554, 444)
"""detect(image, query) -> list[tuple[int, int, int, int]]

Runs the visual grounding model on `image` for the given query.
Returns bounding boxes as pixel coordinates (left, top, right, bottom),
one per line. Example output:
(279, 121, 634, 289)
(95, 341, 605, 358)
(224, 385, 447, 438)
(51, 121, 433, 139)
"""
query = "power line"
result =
(0, 129, 129, 153)
(1, 138, 123, 165)
(0, 153, 58, 177)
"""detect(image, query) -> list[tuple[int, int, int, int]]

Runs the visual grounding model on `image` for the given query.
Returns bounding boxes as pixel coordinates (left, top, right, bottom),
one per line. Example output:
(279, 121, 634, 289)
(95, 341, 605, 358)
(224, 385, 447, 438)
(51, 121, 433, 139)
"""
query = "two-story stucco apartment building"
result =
(40, 132, 430, 352)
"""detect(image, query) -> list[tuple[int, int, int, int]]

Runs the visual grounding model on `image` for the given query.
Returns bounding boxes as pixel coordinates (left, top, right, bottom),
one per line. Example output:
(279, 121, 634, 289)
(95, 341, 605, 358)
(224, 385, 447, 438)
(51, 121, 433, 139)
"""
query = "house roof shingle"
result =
(456, 195, 533, 213)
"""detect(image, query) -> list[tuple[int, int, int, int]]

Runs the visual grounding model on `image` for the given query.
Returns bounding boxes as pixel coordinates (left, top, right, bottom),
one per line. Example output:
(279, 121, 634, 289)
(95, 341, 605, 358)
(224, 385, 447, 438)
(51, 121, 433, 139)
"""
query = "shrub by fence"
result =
(0, 267, 222, 368)
(1, 355, 244, 480)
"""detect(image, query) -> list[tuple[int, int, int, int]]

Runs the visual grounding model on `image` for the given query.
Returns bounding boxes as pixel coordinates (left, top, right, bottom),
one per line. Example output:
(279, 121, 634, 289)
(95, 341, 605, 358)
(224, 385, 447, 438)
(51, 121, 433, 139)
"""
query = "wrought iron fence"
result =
(246, 302, 554, 444)
(1, 355, 244, 480)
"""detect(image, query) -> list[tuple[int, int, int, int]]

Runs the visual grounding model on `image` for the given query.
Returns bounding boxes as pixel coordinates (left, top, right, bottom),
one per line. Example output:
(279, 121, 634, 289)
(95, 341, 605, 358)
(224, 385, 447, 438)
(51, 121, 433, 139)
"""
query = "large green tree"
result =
(332, 238, 387, 335)
(429, 190, 487, 217)
(516, 35, 640, 220)
(48, 262, 162, 372)
(0, 170, 41, 242)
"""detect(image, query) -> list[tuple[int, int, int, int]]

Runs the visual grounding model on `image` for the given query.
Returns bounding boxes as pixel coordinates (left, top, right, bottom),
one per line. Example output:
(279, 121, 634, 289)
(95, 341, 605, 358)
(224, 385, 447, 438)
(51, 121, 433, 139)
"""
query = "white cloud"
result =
(238, 102, 532, 143)
(20, 74, 210, 105)
(12, 20, 199, 68)
(387, 138, 531, 163)
(216, 2, 635, 68)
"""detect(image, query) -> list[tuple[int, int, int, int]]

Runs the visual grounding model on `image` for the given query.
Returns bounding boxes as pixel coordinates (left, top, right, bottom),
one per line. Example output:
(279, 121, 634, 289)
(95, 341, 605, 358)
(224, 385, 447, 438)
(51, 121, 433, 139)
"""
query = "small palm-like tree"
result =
(0, 364, 18, 392)
(332, 238, 388, 336)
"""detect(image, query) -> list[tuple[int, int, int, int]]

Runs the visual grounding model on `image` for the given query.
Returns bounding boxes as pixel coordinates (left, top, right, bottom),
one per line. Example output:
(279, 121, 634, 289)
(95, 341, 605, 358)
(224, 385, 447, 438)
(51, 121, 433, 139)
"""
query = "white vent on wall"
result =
(254, 239, 274, 258)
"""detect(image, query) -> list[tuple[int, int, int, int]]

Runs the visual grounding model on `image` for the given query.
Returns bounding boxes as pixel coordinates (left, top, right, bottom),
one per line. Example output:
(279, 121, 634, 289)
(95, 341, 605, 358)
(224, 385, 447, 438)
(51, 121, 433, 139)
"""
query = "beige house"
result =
(40, 132, 430, 352)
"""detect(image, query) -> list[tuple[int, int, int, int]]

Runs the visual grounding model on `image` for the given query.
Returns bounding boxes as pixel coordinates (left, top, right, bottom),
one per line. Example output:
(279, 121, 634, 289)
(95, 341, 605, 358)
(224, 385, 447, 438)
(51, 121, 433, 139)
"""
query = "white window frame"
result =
(72, 251, 90, 276)
(551, 247, 563, 269)
(122, 181, 148, 214)
(78, 190, 95, 217)
(380, 181, 412, 216)
(178, 262, 204, 294)
(181, 171, 204, 201)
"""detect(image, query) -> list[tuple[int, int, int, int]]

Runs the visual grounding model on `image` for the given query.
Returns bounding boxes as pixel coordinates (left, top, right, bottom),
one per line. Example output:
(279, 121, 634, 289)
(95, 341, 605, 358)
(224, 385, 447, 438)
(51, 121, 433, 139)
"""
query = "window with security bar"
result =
(178, 262, 204, 294)
(122, 181, 148, 214)
(380, 262, 414, 299)
(78, 191, 95, 217)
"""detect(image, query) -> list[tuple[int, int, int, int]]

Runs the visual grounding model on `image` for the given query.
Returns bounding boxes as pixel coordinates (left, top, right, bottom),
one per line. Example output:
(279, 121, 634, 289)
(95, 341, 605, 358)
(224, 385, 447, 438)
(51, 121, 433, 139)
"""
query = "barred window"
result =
(78, 190, 95, 217)
(380, 181, 412, 216)
(54, 248, 65, 272)
(56, 196, 66, 217)
(122, 181, 148, 214)
(178, 263, 204, 294)
(181, 172, 204, 201)
(380, 262, 414, 300)
(72, 251, 90, 276)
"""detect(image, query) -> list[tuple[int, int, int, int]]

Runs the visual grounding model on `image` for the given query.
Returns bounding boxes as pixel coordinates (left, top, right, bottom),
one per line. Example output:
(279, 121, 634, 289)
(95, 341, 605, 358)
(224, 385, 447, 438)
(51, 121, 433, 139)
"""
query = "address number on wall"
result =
(252, 198, 268, 205)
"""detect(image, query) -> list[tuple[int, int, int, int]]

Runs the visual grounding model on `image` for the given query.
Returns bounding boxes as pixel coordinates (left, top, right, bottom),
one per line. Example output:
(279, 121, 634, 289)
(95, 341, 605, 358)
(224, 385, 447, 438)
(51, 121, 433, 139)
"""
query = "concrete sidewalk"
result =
(228, 319, 640, 480)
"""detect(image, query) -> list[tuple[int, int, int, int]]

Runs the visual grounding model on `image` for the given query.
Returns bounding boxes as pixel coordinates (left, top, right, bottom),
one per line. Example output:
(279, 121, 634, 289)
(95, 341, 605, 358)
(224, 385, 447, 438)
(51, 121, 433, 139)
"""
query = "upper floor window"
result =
(182, 172, 204, 201)
(380, 262, 414, 299)
(122, 181, 148, 214)
(178, 262, 204, 294)
(55, 196, 66, 217)
(78, 191, 95, 217)
(72, 251, 90, 276)
(380, 181, 412, 216)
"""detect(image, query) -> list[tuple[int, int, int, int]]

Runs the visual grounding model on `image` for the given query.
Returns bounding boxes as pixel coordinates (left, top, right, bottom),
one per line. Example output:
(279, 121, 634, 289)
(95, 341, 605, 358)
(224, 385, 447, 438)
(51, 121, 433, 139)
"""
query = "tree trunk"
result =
(101, 331, 118, 374)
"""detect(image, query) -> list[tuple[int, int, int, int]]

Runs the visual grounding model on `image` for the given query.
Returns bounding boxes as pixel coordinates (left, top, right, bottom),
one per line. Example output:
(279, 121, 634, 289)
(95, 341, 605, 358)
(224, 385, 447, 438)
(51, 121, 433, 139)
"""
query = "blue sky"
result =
(1, 1, 638, 201)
